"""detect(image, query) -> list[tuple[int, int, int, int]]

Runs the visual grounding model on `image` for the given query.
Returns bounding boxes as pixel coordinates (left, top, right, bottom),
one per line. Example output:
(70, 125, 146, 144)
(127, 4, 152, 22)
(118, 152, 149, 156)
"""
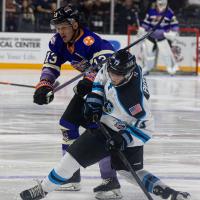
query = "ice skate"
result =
(167, 63, 179, 76)
(55, 169, 81, 191)
(20, 180, 47, 200)
(153, 185, 191, 200)
(93, 177, 122, 199)
(56, 182, 81, 191)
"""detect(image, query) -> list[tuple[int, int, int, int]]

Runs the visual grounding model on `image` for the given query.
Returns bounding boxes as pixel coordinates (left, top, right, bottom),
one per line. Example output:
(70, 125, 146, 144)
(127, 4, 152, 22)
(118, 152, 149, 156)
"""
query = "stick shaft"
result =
(117, 151, 154, 200)
(53, 73, 83, 93)
(0, 81, 35, 88)
(99, 123, 154, 200)
(0, 81, 60, 89)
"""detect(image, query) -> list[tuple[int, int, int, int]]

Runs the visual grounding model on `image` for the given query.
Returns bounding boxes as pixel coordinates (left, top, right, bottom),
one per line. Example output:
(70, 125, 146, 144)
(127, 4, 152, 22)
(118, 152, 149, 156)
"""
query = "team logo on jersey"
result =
(54, 12, 58, 17)
(135, 120, 148, 129)
(103, 100, 114, 114)
(114, 120, 126, 130)
(129, 103, 142, 116)
(83, 36, 95, 46)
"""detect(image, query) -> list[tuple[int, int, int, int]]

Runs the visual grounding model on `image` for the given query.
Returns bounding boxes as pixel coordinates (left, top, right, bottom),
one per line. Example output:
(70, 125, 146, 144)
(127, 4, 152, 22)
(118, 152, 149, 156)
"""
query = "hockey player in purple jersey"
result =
(138, 0, 179, 75)
(20, 50, 191, 200)
(32, 4, 122, 199)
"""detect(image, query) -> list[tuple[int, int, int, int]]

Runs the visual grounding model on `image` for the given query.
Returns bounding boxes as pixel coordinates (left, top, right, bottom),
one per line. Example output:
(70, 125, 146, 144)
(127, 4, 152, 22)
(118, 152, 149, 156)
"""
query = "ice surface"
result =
(0, 70, 200, 200)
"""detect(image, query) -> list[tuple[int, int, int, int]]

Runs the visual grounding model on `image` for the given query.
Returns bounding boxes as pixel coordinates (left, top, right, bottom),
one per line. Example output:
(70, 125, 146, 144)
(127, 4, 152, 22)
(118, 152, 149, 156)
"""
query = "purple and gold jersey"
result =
(41, 27, 115, 82)
(142, 7, 179, 40)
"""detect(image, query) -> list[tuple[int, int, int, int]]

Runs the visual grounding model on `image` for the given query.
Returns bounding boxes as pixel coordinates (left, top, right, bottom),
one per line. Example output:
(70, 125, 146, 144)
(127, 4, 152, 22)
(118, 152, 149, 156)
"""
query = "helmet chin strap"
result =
(114, 72, 133, 87)
(68, 26, 80, 45)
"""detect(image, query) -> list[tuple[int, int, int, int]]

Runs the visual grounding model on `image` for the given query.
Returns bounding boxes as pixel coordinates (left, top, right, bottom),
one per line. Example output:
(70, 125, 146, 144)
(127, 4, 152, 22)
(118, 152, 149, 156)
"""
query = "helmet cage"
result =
(156, 0, 167, 11)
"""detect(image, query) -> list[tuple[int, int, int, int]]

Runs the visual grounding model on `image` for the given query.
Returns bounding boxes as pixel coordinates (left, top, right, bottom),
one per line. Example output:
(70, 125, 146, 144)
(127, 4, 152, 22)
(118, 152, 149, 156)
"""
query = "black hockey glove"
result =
(73, 78, 93, 97)
(83, 102, 102, 122)
(83, 93, 104, 122)
(106, 130, 133, 151)
(33, 80, 54, 105)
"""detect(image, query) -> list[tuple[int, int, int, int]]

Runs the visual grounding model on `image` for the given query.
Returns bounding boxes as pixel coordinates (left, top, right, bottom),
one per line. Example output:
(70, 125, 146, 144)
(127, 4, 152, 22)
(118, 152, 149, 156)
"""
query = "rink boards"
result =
(0, 32, 199, 74)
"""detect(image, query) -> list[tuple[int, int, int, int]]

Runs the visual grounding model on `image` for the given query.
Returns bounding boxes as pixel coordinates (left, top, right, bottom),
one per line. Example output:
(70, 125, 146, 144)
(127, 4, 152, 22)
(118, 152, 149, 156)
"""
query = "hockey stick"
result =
(0, 81, 60, 89)
(0, 81, 36, 88)
(98, 122, 154, 200)
(135, 11, 140, 28)
(53, 73, 82, 93)
(51, 3, 169, 93)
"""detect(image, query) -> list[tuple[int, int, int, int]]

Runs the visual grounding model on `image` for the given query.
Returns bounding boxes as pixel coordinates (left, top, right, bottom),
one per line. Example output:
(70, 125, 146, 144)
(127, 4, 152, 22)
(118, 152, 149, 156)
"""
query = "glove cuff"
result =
(86, 92, 104, 107)
(84, 71, 97, 82)
(36, 80, 53, 90)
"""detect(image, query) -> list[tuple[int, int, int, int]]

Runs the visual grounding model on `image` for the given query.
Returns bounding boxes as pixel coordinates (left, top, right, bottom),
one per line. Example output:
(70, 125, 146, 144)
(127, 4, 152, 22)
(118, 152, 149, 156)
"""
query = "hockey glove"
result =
(163, 31, 178, 41)
(137, 27, 147, 37)
(106, 130, 133, 151)
(33, 80, 54, 105)
(83, 93, 104, 122)
(73, 78, 93, 97)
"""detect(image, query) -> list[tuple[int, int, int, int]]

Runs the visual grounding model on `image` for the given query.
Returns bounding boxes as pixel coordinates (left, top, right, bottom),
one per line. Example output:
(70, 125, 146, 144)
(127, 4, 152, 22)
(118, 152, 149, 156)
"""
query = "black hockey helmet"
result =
(107, 50, 137, 76)
(50, 4, 80, 26)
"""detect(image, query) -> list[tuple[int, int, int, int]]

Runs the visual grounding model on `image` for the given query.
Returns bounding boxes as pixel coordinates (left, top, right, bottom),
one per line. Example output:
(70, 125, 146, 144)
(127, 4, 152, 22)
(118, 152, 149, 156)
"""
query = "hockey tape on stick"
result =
(98, 122, 154, 200)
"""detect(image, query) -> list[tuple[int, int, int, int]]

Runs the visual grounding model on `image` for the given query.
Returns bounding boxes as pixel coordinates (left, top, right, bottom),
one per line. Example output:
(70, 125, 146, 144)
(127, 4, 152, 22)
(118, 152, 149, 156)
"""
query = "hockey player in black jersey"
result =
(20, 50, 191, 200)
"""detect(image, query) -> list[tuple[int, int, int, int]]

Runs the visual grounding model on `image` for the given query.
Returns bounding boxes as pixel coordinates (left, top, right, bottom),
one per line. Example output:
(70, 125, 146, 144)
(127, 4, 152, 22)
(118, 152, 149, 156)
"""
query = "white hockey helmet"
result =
(156, 0, 167, 12)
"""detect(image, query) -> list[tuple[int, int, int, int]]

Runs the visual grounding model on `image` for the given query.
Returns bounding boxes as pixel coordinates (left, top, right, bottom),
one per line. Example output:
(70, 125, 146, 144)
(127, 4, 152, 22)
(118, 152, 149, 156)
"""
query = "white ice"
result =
(0, 70, 200, 200)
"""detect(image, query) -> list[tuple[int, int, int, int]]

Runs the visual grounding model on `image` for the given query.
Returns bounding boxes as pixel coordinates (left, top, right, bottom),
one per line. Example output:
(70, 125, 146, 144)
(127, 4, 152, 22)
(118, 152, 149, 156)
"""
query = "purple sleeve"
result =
(40, 67, 60, 83)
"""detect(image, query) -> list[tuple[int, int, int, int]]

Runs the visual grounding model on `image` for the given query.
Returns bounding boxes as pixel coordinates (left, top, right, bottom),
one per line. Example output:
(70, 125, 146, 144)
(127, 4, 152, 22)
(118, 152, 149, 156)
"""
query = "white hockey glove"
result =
(137, 27, 147, 37)
(163, 31, 178, 41)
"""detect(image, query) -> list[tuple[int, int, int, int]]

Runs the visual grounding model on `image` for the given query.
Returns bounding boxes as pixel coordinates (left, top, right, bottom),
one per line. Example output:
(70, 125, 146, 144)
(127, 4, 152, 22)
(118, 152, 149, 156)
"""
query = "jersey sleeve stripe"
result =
(43, 63, 61, 72)
(89, 50, 115, 64)
(126, 126, 151, 143)
(92, 82, 104, 94)
(86, 97, 103, 105)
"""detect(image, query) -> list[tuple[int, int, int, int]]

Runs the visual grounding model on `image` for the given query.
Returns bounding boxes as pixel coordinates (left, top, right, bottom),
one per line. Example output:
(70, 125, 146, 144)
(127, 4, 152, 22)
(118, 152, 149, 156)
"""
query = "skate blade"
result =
(55, 183, 81, 191)
(95, 189, 123, 200)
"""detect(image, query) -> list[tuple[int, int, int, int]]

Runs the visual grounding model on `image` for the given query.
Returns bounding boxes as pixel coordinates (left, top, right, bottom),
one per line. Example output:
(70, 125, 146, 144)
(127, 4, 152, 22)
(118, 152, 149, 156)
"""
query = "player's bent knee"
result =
(60, 127, 77, 145)
(68, 130, 109, 168)
(54, 152, 80, 179)
(59, 119, 79, 141)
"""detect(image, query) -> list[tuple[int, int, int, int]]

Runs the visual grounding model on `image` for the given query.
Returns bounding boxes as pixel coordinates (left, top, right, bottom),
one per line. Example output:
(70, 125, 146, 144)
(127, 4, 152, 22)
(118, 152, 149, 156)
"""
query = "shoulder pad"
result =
(167, 8, 174, 17)
(82, 28, 101, 47)
(49, 33, 64, 53)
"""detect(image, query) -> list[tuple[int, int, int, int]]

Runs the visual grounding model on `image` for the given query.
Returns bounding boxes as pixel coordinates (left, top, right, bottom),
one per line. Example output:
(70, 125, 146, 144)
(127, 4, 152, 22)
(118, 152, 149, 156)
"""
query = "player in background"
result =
(138, 0, 179, 75)
(19, 50, 191, 200)
(33, 4, 122, 199)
